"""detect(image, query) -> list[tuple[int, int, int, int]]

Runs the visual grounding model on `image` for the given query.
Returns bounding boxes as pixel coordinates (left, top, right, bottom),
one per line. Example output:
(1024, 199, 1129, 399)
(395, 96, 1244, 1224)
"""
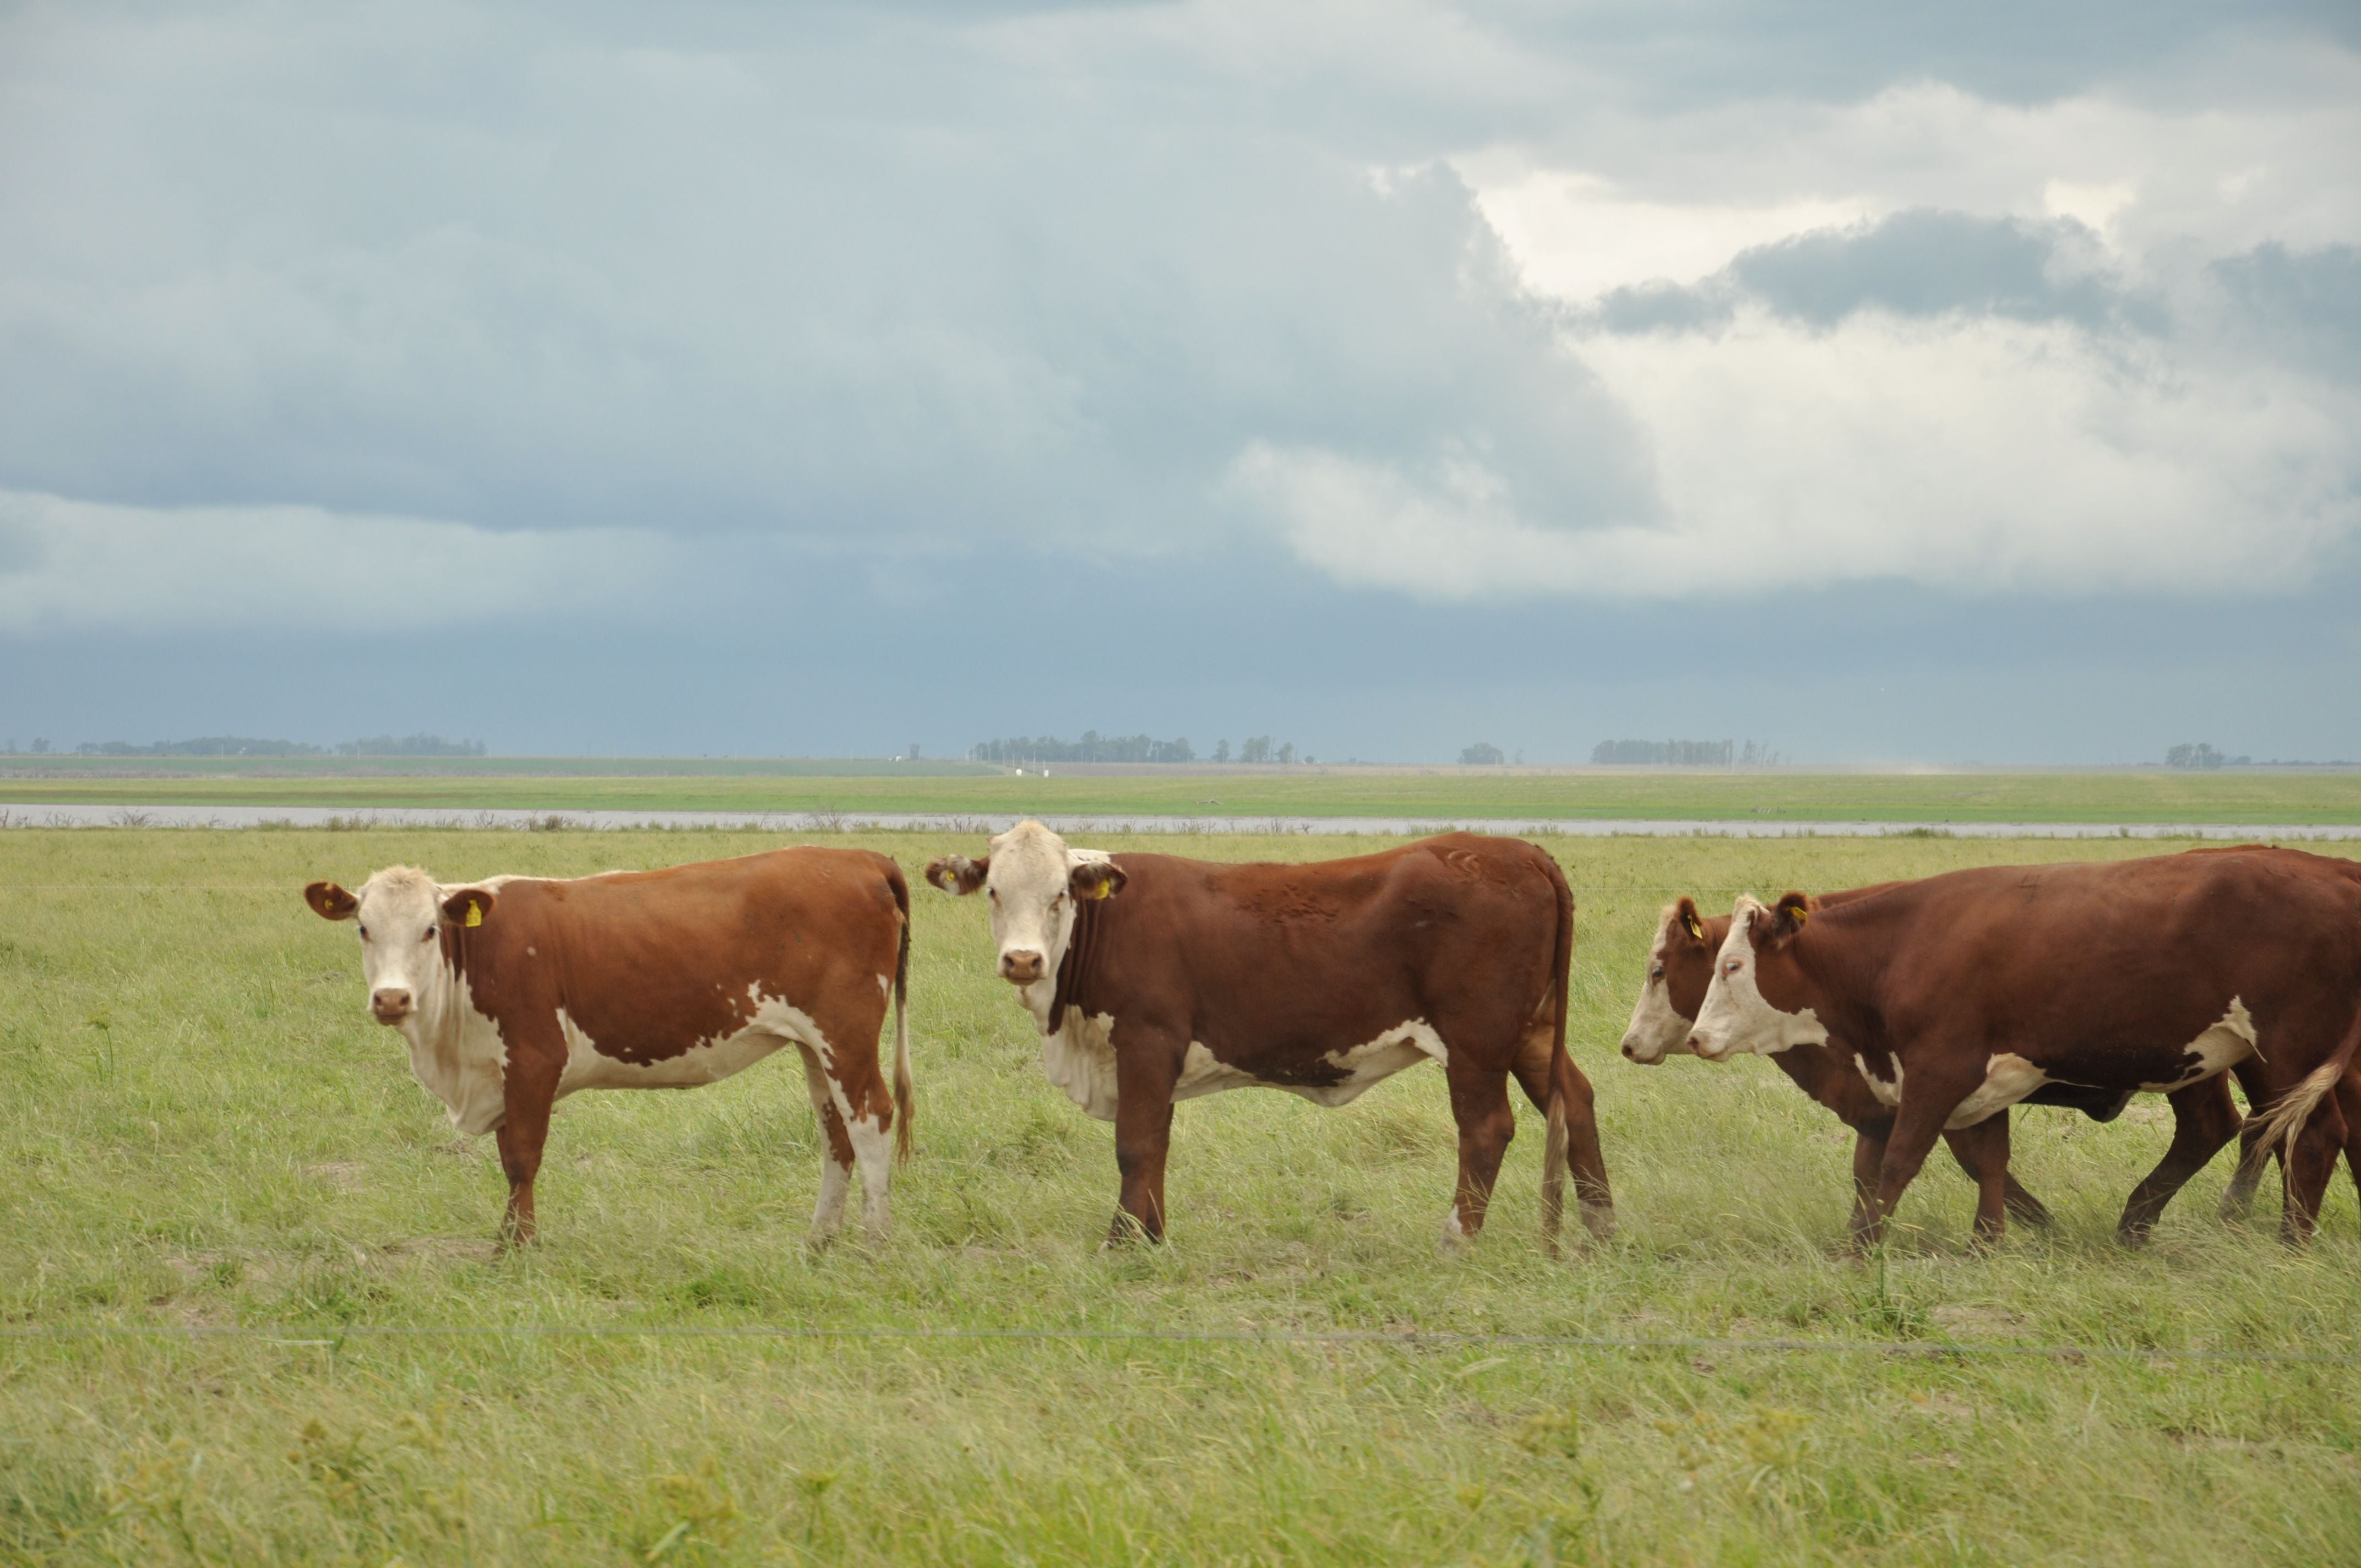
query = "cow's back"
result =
(460, 847, 905, 1065)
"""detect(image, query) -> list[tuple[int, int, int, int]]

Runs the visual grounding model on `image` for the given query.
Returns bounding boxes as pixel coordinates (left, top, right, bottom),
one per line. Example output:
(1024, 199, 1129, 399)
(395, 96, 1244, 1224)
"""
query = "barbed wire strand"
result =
(1, 1322, 2354, 1366)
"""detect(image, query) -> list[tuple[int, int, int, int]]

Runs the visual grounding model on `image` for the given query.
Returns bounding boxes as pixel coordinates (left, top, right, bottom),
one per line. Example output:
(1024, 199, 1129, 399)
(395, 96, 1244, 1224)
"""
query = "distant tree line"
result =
(50, 733, 486, 758)
(1586, 737, 1756, 770)
(2164, 743, 2250, 770)
(970, 732, 1195, 765)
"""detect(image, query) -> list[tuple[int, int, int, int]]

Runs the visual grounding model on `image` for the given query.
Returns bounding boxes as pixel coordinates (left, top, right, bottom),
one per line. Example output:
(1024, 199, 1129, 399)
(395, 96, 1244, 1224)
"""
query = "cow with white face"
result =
(306, 849, 914, 1248)
(929, 820, 1612, 1251)
(1685, 851, 2361, 1248)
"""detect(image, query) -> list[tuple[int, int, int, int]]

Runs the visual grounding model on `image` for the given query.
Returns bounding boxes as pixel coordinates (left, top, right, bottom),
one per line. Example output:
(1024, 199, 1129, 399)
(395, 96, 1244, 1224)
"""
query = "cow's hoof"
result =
(1102, 1213, 1160, 1249)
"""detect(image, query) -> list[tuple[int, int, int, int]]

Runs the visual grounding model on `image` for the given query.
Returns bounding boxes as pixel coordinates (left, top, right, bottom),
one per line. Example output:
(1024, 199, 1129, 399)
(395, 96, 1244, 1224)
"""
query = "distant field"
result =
(1, 827, 2355, 1565)
(5, 766, 2361, 823)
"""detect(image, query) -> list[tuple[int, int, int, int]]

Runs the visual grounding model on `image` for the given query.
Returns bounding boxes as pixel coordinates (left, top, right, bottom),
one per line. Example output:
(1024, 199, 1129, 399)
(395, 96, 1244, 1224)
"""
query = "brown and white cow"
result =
(927, 821, 1610, 1251)
(1687, 848, 2361, 1245)
(304, 848, 913, 1246)
(1621, 892, 2053, 1242)
(1623, 892, 2264, 1244)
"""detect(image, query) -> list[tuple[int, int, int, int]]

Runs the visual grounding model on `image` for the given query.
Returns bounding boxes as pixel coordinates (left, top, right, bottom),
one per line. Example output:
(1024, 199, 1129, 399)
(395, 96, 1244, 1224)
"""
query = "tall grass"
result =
(0, 828, 2355, 1565)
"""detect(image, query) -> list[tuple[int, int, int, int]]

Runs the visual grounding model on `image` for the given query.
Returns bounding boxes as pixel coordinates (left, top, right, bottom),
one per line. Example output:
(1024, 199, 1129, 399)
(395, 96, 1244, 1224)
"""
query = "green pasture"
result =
(1, 827, 2357, 1566)
(7, 767, 2361, 824)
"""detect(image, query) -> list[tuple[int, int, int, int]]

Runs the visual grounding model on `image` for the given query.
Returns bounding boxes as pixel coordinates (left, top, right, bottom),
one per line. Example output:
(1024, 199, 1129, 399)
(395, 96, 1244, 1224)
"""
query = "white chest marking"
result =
(2139, 998, 2258, 1092)
(396, 972, 510, 1136)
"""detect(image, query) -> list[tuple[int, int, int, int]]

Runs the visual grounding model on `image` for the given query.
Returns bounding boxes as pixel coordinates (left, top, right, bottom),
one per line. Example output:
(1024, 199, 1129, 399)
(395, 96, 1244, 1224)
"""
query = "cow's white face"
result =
(304, 866, 493, 1027)
(925, 820, 1124, 1015)
(1619, 917, 1688, 1065)
(1689, 895, 1822, 1060)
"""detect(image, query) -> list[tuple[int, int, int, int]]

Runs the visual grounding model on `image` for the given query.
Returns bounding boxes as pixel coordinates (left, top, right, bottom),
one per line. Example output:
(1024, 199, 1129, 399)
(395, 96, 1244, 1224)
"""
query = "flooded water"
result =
(2, 803, 2354, 840)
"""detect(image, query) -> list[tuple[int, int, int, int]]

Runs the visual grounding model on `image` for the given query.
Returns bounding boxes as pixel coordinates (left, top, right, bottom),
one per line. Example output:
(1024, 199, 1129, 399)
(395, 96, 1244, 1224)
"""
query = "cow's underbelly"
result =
(1943, 1052, 2050, 1129)
(553, 1003, 794, 1096)
(1042, 1016, 1452, 1120)
(2133, 999, 2257, 1092)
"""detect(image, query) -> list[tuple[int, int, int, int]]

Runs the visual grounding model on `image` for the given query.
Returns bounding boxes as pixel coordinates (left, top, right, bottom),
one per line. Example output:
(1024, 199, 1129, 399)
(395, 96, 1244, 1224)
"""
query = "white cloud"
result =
(0, 491, 673, 632)
(1238, 308, 2361, 600)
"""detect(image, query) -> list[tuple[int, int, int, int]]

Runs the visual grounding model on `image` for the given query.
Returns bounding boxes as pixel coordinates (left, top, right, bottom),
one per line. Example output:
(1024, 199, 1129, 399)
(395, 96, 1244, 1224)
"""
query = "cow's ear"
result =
(305, 881, 359, 921)
(1761, 891, 1811, 948)
(442, 886, 496, 928)
(1069, 860, 1127, 902)
(926, 855, 989, 895)
(1674, 896, 1707, 946)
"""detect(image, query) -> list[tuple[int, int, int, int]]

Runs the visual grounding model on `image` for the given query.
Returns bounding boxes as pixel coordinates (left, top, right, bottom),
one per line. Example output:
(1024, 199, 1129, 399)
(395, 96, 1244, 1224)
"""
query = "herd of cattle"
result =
(301, 824, 2361, 1254)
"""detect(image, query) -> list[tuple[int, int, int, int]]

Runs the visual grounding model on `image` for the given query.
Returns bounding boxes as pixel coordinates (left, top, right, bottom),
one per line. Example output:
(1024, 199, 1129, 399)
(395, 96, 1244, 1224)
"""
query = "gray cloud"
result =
(2212, 242, 2361, 382)
(1585, 210, 2158, 336)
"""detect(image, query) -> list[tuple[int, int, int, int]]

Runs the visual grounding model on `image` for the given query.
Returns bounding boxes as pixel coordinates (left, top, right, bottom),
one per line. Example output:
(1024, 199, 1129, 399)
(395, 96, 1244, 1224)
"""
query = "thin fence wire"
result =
(2, 1321, 2355, 1367)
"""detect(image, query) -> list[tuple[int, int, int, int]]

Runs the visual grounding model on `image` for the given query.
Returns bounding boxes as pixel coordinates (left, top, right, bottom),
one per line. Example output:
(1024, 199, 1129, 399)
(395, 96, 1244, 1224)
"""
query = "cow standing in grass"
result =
(304, 850, 913, 1246)
(1621, 892, 2276, 1244)
(928, 821, 1609, 1251)
(1687, 848, 2361, 1246)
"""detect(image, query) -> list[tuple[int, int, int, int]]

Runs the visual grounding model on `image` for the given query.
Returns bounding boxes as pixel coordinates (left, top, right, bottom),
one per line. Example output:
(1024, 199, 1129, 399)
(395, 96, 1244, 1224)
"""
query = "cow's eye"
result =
(987, 888, 997, 901)
(1051, 894, 1065, 911)
(422, 927, 437, 943)
(1649, 966, 1664, 981)
(356, 925, 369, 940)
(1723, 960, 1741, 974)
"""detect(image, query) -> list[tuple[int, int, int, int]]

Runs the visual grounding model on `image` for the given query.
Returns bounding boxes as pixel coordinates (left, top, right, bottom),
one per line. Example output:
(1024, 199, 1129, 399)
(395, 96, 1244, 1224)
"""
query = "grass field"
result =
(2, 826, 2357, 1566)
(7, 768, 2361, 824)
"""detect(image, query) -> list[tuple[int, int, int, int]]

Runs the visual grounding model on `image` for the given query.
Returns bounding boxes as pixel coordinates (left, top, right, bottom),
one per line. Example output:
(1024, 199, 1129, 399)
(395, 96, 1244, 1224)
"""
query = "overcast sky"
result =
(4, 1, 2357, 763)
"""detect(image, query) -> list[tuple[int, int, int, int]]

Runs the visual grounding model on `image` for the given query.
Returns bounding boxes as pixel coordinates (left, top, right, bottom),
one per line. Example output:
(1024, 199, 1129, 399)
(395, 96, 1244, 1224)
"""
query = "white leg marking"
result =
(797, 1049, 851, 1240)
(847, 1113, 894, 1241)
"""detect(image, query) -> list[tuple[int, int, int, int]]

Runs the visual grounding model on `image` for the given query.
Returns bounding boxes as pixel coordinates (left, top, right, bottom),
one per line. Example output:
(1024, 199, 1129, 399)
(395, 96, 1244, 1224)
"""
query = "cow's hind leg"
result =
(796, 1045, 856, 1245)
(1443, 1057, 1516, 1245)
(2281, 1095, 2347, 1244)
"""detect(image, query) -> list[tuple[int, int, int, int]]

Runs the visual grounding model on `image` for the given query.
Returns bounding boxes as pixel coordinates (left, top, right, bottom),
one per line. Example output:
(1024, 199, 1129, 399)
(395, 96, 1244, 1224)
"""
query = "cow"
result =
(303, 849, 913, 1247)
(1620, 892, 2053, 1243)
(926, 822, 1609, 1252)
(1687, 847, 2361, 1246)
(1622, 893, 2261, 1244)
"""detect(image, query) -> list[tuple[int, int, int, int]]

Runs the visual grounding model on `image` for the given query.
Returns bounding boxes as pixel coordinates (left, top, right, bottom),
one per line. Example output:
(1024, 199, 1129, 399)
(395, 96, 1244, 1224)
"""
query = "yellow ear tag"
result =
(1093, 880, 1112, 900)
(465, 903, 483, 927)
(1683, 914, 1704, 941)
(1790, 906, 1808, 928)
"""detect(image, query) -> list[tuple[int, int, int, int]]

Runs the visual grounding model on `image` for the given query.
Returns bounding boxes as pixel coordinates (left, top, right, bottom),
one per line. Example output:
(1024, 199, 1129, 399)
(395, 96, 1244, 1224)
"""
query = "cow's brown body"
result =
(307, 848, 913, 1245)
(931, 827, 1610, 1249)
(1643, 896, 2256, 1243)
(1690, 848, 2361, 1245)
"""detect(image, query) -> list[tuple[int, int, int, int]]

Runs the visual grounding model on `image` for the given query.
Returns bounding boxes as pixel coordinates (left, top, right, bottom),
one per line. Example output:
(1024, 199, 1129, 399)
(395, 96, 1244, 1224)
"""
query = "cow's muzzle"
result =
(1686, 1031, 1731, 1062)
(369, 988, 414, 1024)
(999, 949, 1046, 986)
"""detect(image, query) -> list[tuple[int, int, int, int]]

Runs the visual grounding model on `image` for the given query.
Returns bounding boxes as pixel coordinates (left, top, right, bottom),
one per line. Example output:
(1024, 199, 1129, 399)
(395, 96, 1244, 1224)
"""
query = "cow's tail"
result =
(886, 861, 916, 1165)
(1539, 849, 1575, 1257)
(2240, 999, 2361, 1179)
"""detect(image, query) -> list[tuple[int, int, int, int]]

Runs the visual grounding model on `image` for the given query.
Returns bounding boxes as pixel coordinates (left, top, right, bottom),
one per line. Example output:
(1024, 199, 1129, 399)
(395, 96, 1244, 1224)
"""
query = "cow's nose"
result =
(370, 988, 413, 1022)
(999, 950, 1045, 984)
(1685, 1032, 1717, 1060)
(1619, 1036, 1642, 1061)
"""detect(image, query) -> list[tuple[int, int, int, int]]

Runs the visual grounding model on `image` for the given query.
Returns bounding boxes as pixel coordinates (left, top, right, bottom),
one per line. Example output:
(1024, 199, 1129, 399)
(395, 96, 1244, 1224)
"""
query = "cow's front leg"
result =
(1846, 1127, 1887, 1244)
(494, 1050, 562, 1249)
(1860, 1059, 1978, 1253)
(1442, 1058, 1515, 1245)
(1109, 1031, 1181, 1245)
(1944, 1112, 2012, 1248)
(2121, 1075, 2241, 1240)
